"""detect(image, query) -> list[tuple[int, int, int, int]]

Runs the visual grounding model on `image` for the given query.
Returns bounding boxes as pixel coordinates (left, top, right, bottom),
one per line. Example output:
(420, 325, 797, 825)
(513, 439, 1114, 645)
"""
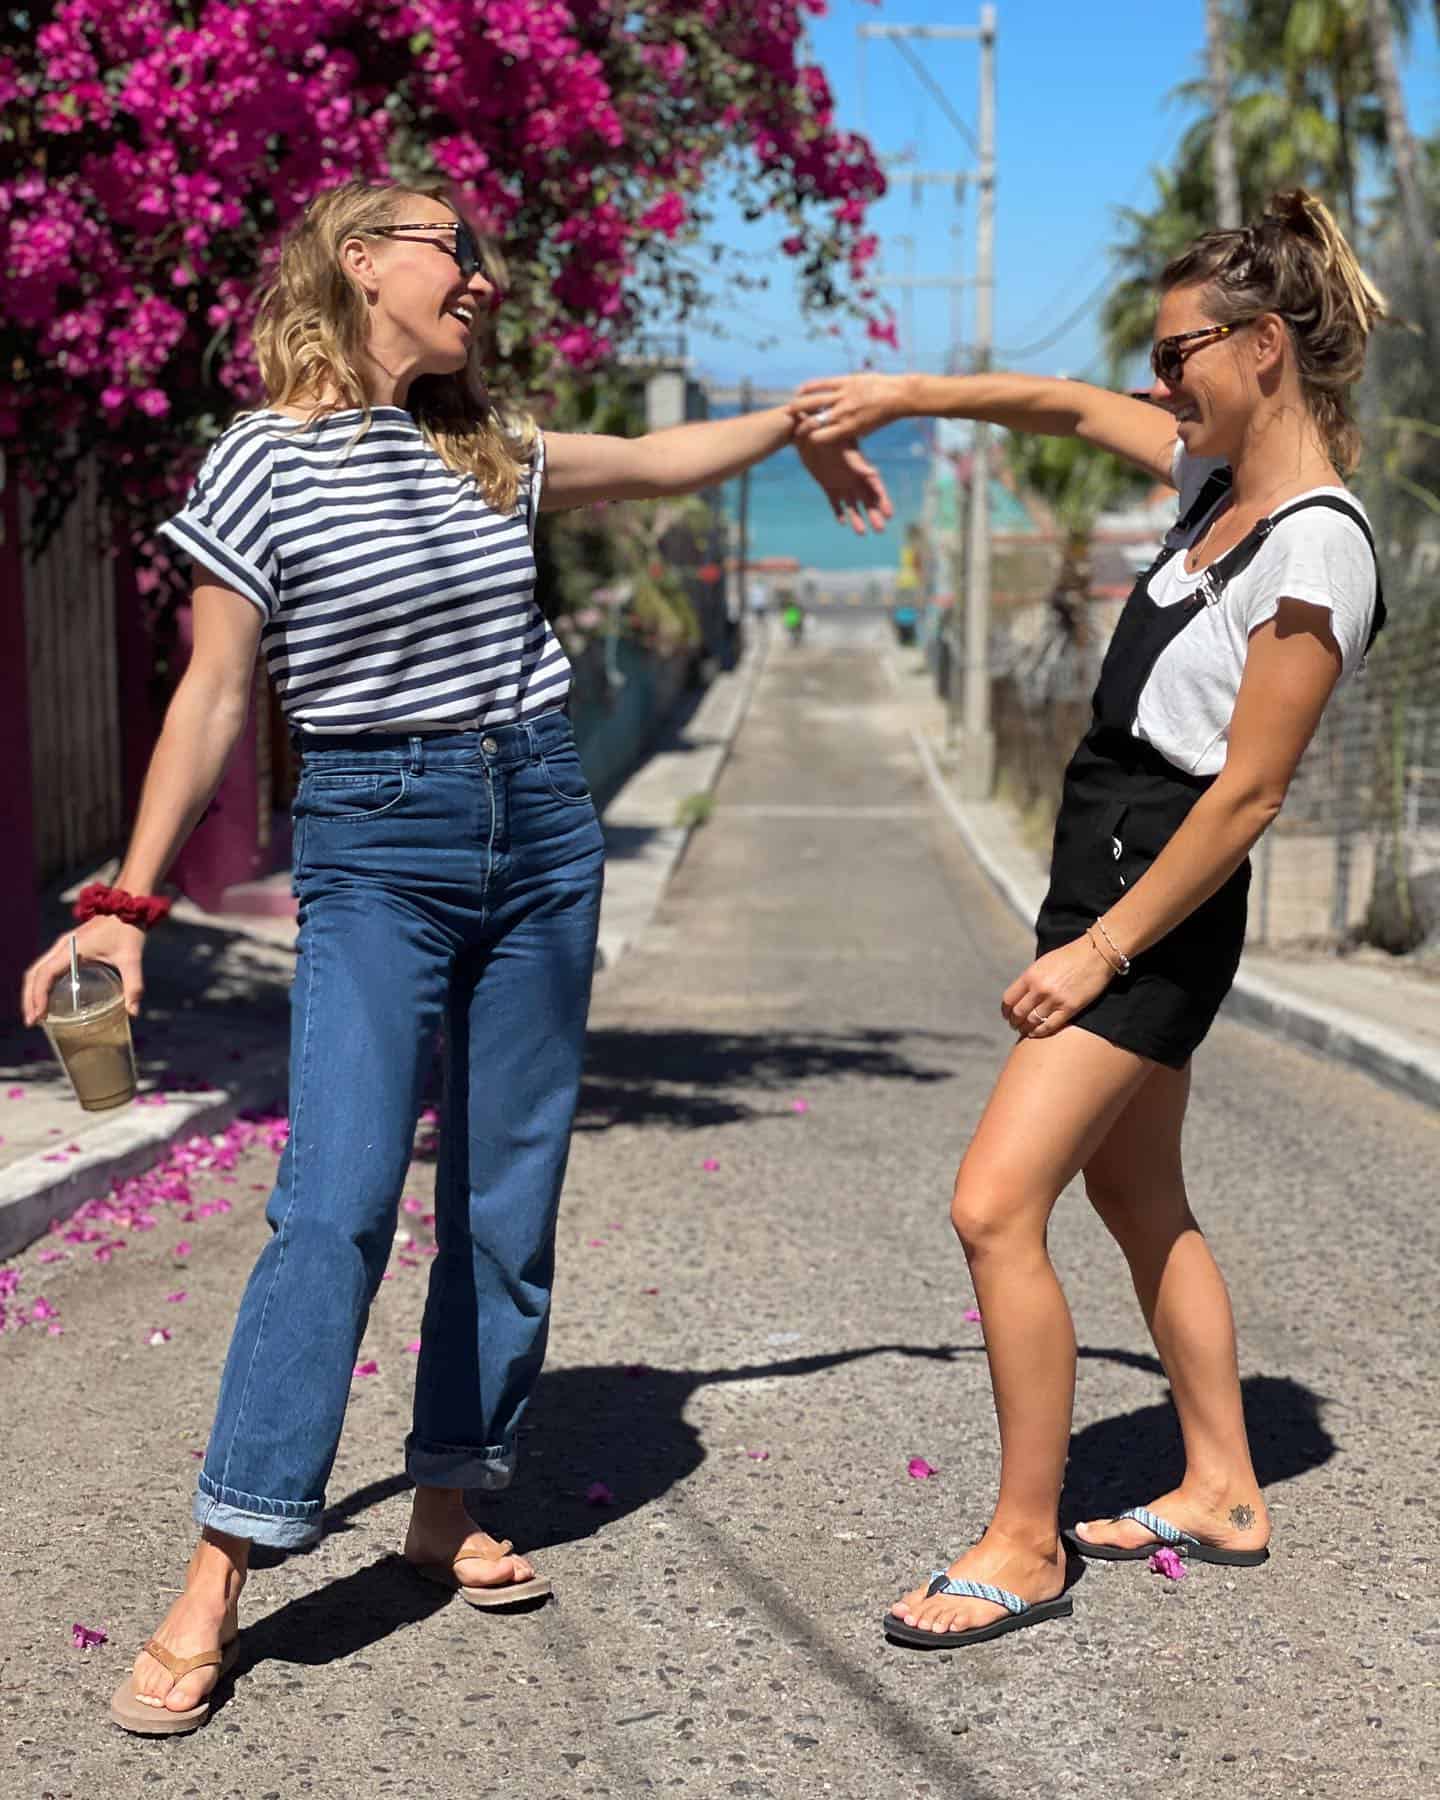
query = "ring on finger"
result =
(814, 407, 832, 424)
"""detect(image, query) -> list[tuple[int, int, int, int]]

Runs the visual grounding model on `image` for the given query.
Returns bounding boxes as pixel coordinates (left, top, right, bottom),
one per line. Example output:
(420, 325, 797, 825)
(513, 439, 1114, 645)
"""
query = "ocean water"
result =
(718, 416, 934, 573)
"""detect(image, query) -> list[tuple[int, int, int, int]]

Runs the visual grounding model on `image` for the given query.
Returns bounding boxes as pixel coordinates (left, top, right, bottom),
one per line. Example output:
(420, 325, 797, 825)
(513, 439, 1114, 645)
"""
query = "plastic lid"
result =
(45, 960, 124, 1023)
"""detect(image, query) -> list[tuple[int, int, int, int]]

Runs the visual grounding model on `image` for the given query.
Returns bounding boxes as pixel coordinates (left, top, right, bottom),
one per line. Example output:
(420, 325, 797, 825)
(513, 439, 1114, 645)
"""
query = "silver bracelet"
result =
(1093, 917, 1132, 976)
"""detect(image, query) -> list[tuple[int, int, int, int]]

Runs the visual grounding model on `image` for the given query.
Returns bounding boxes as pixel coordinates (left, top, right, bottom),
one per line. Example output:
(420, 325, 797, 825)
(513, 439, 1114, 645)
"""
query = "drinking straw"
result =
(69, 933, 80, 1010)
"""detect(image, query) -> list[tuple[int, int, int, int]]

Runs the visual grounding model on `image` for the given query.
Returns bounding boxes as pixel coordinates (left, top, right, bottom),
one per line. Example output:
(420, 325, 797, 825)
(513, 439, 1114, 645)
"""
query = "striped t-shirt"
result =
(159, 406, 571, 735)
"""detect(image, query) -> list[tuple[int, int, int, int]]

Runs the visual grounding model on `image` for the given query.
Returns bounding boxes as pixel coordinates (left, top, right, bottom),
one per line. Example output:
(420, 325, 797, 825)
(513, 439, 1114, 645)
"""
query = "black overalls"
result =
(1035, 470, 1385, 1069)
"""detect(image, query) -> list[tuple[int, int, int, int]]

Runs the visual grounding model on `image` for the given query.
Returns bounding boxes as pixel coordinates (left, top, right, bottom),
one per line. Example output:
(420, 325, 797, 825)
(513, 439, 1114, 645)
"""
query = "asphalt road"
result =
(2, 615, 1437, 1800)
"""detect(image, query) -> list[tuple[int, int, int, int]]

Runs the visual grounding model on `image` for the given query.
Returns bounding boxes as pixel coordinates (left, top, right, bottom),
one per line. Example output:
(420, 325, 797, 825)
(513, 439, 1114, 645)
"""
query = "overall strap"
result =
(1205, 493, 1386, 655)
(1177, 466, 1233, 537)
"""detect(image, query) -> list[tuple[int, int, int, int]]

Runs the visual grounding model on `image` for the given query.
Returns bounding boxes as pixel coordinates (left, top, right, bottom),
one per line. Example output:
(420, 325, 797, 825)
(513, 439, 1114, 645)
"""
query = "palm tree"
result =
(1206, 0, 1242, 228)
(1365, 0, 1438, 338)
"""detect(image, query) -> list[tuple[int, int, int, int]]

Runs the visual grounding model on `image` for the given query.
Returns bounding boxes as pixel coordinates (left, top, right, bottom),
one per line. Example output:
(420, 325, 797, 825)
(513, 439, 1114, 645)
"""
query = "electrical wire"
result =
(992, 265, 1117, 359)
(889, 36, 978, 155)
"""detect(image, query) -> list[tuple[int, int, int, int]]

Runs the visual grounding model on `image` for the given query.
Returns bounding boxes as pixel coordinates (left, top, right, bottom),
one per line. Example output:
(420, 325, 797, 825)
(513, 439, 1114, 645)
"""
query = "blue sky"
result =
(680, 0, 1440, 390)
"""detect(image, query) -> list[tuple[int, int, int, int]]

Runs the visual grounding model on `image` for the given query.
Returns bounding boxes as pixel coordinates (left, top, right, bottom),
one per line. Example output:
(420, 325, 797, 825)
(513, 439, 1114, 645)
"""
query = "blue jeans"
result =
(195, 713, 605, 1549)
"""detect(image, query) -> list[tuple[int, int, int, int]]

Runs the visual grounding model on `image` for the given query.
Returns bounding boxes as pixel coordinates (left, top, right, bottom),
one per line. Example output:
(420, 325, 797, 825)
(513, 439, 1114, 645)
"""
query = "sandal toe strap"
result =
(455, 1538, 515, 1563)
(924, 1573, 1027, 1615)
(142, 1638, 223, 1681)
(1117, 1507, 1199, 1547)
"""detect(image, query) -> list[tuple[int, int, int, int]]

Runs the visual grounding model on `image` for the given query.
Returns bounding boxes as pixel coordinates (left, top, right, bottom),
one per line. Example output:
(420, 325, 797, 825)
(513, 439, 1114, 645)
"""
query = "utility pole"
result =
(860, 10, 996, 795)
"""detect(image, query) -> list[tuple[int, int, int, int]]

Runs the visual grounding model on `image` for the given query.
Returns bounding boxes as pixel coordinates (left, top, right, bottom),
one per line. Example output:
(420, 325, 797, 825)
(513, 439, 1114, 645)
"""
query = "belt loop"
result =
(408, 734, 425, 775)
(524, 720, 539, 761)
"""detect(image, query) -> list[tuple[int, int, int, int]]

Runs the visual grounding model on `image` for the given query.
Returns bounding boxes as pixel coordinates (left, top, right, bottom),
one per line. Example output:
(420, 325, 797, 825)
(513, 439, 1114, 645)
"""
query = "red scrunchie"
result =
(73, 883, 173, 930)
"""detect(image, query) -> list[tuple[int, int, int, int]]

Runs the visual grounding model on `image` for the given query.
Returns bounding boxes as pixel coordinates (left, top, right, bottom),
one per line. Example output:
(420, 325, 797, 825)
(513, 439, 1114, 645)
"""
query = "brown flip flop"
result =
(109, 1635, 241, 1736)
(408, 1537, 552, 1609)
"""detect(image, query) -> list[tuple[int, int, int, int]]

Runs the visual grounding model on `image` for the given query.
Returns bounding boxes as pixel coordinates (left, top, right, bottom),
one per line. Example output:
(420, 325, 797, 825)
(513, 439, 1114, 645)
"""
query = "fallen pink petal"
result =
(963, 1307, 983, 1324)
(146, 1327, 172, 1346)
(353, 1359, 379, 1378)
(586, 1238, 607, 1247)
(30, 1295, 59, 1321)
(165, 1290, 188, 1304)
(6, 1086, 24, 1100)
(173, 1241, 192, 1259)
(404, 1339, 422, 1354)
(642, 1287, 660, 1295)
(1149, 1547, 1187, 1581)
(906, 1457, 938, 1480)
(46, 1323, 64, 1336)
(71, 1623, 107, 1650)
(747, 1449, 771, 1462)
(791, 1098, 810, 1113)
(701, 1157, 720, 1172)
(585, 1481, 613, 1506)
(37, 1249, 67, 1265)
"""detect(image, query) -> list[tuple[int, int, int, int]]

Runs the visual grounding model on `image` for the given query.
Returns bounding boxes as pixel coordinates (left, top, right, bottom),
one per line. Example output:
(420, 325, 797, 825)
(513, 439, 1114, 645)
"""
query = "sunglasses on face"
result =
(1150, 323, 1242, 386)
(361, 220, 498, 300)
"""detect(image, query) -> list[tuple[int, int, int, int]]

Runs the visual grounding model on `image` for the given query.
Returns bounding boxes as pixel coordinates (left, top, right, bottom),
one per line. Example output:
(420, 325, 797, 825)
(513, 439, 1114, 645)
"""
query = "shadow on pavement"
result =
(574, 1024, 982, 1132)
(1061, 1368, 1335, 1523)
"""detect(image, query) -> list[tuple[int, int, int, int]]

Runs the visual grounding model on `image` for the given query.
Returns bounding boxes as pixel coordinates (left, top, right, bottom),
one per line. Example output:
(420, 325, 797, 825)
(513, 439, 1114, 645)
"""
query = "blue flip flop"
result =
(883, 1571, 1073, 1649)
(1063, 1506, 1269, 1567)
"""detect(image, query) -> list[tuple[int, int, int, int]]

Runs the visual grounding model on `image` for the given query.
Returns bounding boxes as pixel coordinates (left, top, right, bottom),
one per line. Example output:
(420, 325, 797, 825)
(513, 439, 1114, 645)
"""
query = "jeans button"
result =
(481, 736, 498, 755)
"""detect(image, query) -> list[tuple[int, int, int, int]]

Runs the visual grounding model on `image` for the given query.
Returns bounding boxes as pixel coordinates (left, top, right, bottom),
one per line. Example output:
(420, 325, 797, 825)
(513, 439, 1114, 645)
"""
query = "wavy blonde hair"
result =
(251, 180, 535, 511)
(1161, 188, 1386, 476)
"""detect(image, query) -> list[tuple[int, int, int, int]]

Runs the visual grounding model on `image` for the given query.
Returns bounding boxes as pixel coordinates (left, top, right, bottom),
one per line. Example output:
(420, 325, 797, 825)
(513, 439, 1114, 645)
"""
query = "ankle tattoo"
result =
(1229, 1503, 1255, 1530)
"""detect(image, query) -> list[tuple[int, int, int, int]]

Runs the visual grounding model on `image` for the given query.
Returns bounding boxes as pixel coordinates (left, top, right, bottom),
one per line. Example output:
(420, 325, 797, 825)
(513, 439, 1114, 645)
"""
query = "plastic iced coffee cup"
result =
(44, 955, 137, 1112)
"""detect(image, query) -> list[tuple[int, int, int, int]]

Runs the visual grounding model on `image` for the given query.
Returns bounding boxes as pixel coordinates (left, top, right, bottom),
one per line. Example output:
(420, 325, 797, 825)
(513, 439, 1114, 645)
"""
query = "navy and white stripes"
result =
(160, 407, 571, 736)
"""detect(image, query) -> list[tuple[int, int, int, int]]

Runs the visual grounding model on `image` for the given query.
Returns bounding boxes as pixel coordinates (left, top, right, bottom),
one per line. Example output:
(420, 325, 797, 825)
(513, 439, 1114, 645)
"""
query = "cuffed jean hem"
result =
(193, 1475, 324, 1550)
(405, 1432, 517, 1492)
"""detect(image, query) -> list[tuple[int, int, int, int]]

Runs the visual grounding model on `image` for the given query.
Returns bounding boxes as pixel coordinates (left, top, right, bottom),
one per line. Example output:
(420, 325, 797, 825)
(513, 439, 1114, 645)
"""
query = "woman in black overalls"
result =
(793, 190, 1385, 1648)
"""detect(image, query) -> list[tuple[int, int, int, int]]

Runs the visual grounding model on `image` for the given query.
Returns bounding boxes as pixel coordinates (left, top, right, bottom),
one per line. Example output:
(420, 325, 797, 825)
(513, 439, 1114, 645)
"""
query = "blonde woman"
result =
(794, 190, 1384, 1648)
(21, 180, 890, 1732)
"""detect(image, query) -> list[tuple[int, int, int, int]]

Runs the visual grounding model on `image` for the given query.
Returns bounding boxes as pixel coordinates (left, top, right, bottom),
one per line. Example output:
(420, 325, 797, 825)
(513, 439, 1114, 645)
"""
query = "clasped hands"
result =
(787, 371, 910, 536)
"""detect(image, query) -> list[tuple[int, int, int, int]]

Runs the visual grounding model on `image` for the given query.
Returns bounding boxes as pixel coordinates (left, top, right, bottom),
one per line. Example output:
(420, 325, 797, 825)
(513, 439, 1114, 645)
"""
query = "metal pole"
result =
(959, 3, 996, 798)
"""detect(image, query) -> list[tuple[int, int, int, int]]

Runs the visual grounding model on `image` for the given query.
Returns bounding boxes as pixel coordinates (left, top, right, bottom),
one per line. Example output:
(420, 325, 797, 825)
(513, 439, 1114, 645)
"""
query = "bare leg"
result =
(892, 1027, 1154, 1636)
(129, 1529, 248, 1714)
(404, 1486, 541, 1590)
(1072, 1065, 1270, 1555)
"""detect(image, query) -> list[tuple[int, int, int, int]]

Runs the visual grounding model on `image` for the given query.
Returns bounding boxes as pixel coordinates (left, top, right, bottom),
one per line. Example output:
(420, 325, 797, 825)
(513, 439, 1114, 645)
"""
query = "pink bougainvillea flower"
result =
(29, 1295, 58, 1321)
(402, 1197, 424, 1215)
(37, 1249, 67, 1264)
(6, 1086, 25, 1100)
(173, 1241, 192, 1259)
(747, 1449, 770, 1462)
(71, 1623, 107, 1650)
(47, 1322, 64, 1336)
(165, 1290, 188, 1304)
(1148, 1548, 1187, 1581)
(906, 1457, 938, 1480)
(146, 1327, 171, 1346)
(791, 1098, 810, 1113)
(701, 1158, 720, 1172)
(963, 1307, 982, 1324)
(585, 1481, 614, 1506)
(403, 1339, 422, 1354)
(586, 1238, 607, 1248)
(352, 1359, 379, 1378)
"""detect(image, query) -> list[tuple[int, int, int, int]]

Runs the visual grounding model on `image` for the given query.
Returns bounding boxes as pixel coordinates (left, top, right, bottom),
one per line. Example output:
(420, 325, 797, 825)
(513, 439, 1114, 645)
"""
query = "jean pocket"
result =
(538, 748, 592, 804)
(297, 769, 410, 822)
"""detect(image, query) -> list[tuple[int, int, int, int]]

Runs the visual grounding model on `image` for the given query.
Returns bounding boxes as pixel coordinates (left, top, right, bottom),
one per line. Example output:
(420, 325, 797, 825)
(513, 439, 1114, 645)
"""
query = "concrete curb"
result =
(909, 726, 1440, 1112)
(595, 625, 769, 971)
(0, 1050, 290, 1261)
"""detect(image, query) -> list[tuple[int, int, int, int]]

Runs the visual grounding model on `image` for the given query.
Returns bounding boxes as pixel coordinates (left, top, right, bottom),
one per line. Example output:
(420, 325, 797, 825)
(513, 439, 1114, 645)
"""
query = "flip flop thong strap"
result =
(454, 1538, 514, 1563)
(925, 1572, 1027, 1615)
(1118, 1506, 1198, 1547)
(141, 1639, 223, 1681)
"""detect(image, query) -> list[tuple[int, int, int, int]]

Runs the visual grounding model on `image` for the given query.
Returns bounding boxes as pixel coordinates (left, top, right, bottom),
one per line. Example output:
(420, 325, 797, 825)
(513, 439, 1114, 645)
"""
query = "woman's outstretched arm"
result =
(540, 411, 893, 533)
(790, 371, 1178, 486)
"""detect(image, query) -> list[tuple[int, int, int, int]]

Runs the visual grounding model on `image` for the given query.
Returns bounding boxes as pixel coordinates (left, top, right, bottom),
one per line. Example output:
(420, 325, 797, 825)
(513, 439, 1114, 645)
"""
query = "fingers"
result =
(793, 379, 845, 398)
(22, 942, 69, 1028)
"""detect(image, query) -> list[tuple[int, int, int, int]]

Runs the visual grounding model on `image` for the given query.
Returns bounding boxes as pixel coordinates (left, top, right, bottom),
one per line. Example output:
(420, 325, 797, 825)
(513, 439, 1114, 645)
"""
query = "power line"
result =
(992, 265, 1116, 360)
(889, 35, 979, 154)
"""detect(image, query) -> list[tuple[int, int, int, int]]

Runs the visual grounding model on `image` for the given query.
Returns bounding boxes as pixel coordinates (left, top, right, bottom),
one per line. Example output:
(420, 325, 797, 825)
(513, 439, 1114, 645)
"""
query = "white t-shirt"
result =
(1132, 442, 1379, 777)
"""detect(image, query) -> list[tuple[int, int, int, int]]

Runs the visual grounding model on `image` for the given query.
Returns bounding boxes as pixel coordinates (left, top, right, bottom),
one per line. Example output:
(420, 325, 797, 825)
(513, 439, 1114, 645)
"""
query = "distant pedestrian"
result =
(20, 178, 889, 1735)
(794, 189, 1385, 1648)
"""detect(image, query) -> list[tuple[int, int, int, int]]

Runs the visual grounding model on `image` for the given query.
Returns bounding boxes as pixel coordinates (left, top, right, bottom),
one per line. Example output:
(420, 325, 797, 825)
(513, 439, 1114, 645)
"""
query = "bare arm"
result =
(540, 409, 799, 508)
(21, 581, 263, 1024)
(1099, 599, 1343, 955)
(791, 371, 1179, 486)
(998, 599, 1344, 1037)
(541, 412, 892, 533)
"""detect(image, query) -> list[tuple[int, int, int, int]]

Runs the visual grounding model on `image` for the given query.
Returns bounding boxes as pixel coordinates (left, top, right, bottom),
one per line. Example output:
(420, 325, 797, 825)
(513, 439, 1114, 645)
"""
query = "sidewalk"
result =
(0, 631, 767, 1259)
(886, 642, 1440, 1113)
